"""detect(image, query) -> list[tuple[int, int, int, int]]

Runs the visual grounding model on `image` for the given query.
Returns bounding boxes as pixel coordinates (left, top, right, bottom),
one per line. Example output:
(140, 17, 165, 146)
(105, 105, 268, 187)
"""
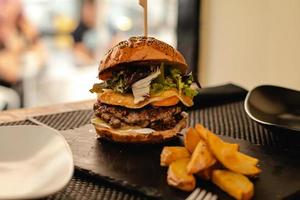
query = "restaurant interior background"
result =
(0, 0, 299, 111)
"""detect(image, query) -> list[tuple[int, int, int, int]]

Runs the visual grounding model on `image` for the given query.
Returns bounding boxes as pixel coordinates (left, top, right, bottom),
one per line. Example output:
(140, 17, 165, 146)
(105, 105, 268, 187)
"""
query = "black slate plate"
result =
(61, 124, 300, 200)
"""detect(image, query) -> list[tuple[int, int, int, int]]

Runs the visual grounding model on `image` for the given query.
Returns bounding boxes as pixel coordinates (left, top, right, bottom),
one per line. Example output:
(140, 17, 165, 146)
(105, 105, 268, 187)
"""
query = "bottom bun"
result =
(93, 114, 187, 144)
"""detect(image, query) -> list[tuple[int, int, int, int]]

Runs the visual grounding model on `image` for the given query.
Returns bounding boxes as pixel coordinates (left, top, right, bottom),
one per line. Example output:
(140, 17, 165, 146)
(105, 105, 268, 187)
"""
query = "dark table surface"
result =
(1, 84, 299, 200)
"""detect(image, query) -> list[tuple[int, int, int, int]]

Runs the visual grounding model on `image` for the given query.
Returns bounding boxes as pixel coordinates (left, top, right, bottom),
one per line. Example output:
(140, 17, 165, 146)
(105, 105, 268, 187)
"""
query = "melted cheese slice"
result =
(97, 89, 193, 109)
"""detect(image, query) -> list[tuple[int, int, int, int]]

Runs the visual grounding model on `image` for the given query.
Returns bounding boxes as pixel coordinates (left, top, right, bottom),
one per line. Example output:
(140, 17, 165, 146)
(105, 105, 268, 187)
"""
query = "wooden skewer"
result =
(139, 0, 148, 37)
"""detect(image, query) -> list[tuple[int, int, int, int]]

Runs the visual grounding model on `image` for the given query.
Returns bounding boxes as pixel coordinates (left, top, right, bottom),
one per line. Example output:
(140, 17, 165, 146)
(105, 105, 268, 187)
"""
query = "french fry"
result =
(160, 146, 190, 166)
(184, 128, 201, 153)
(212, 170, 254, 200)
(167, 158, 196, 192)
(207, 132, 261, 176)
(195, 124, 239, 151)
(195, 124, 208, 140)
(187, 138, 216, 174)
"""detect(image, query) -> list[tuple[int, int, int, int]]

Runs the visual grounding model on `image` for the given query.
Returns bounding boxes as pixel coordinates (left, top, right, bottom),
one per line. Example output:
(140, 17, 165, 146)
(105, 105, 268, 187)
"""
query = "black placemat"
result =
(1, 98, 300, 199)
(0, 119, 36, 126)
(33, 110, 93, 131)
(189, 101, 300, 150)
(27, 101, 300, 150)
(46, 170, 149, 200)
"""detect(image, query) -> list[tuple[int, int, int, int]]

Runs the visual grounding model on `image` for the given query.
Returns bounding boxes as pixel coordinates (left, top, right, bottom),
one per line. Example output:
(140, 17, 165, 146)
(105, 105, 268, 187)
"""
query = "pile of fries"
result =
(160, 124, 261, 200)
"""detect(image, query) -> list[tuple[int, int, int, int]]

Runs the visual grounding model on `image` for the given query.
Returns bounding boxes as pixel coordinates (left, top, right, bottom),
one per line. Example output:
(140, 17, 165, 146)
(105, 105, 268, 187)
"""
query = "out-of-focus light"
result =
(115, 16, 132, 31)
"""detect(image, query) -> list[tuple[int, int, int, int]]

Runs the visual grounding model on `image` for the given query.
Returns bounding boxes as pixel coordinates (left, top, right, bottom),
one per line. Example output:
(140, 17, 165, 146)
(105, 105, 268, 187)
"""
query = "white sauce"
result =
(91, 117, 155, 134)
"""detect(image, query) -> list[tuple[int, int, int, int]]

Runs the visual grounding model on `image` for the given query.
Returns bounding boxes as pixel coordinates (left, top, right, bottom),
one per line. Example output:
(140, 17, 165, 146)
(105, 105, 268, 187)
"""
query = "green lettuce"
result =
(90, 62, 199, 99)
(89, 82, 106, 93)
(106, 71, 130, 93)
(151, 63, 174, 93)
(89, 71, 129, 94)
(182, 75, 198, 98)
(150, 64, 199, 98)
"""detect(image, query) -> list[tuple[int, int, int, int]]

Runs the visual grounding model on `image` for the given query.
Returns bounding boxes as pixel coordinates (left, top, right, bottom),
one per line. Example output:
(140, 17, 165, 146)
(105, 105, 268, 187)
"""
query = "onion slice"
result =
(132, 68, 161, 104)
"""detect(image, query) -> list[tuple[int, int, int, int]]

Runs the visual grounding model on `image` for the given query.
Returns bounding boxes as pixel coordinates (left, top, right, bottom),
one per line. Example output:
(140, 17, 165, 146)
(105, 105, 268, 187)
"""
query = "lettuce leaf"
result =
(183, 85, 198, 98)
(90, 62, 199, 99)
(89, 71, 129, 94)
(150, 64, 199, 98)
(89, 82, 107, 93)
(106, 71, 130, 93)
(182, 75, 198, 98)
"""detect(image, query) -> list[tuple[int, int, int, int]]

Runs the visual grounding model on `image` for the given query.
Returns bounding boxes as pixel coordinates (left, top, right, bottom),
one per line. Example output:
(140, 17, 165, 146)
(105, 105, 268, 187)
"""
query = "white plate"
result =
(0, 126, 74, 199)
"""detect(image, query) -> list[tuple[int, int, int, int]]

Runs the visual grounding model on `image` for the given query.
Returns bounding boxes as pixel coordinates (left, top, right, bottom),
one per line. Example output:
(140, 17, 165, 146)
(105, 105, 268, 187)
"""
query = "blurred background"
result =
(0, 0, 299, 110)
(199, 0, 300, 92)
(0, 0, 178, 110)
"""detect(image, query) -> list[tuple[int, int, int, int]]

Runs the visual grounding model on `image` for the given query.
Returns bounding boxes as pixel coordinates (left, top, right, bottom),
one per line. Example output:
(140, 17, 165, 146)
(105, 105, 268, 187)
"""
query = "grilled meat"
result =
(93, 101, 183, 130)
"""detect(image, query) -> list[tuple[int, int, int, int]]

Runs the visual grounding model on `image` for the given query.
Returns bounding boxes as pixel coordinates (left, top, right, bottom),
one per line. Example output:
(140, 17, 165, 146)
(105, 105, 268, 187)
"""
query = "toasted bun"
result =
(98, 36, 187, 78)
(93, 115, 187, 144)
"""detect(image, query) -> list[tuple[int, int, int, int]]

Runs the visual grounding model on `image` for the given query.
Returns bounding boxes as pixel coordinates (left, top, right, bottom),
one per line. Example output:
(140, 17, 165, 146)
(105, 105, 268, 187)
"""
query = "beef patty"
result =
(93, 101, 183, 130)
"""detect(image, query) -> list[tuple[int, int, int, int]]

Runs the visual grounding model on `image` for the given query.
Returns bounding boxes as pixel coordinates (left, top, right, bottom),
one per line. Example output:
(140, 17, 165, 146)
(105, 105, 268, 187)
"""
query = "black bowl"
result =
(245, 85, 300, 133)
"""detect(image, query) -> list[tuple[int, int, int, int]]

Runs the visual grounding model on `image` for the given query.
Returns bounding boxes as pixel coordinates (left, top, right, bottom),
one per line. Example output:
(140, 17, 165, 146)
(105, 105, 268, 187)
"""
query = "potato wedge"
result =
(212, 170, 254, 200)
(195, 124, 209, 140)
(187, 138, 216, 174)
(184, 128, 201, 153)
(237, 151, 259, 166)
(160, 146, 190, 166)
(167, 158, 196, 192)
(207, 132, 261, 176)
(195, 124, 239, 151)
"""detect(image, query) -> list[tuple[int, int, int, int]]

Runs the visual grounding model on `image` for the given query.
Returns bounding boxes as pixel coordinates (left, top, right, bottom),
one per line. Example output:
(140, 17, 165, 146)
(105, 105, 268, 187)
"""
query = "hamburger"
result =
(90, 36, 199, 143)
